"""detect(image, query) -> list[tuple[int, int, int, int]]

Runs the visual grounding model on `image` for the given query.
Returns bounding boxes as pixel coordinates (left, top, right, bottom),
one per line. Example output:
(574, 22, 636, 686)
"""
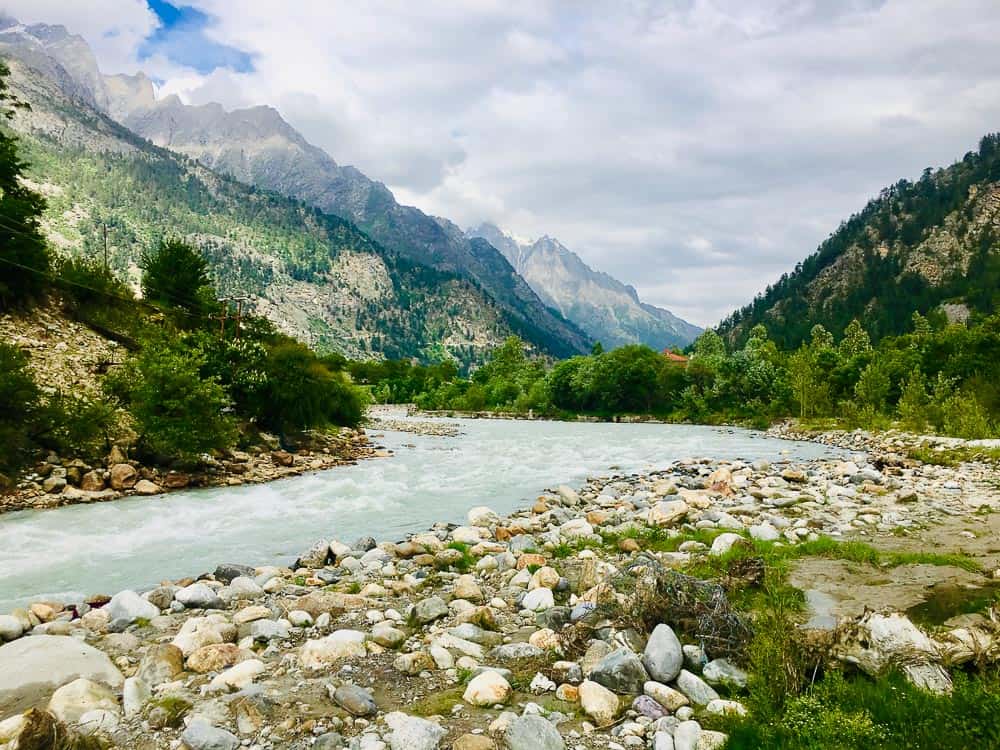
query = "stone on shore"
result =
(502, 714, 565, 750)
(383, 711, 446, 750)
(643, 624, 684, 683)
(107, 589, 160, 625)
(0, 635, 124, 717)
(181, 718, 240, 750)
(47, 678, 119, 724)
(300, 630, 367, 669)
(333, 684, 378, 716)
(463, 670, 511, 706)
(589, 648, 648, 694)
(579, 679, 619, 726)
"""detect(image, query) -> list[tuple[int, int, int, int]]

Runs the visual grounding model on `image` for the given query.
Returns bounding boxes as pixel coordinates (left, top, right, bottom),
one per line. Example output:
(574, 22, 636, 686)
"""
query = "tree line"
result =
(356, 315, 999, 439)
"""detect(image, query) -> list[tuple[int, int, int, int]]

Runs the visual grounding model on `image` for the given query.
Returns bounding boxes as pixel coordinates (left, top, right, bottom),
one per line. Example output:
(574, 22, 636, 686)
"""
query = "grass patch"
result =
(719, 669, 1000, 750)
(907, 444, 1000, 467)
(445, 541, 475, 572)
(409, 686, 465, 717)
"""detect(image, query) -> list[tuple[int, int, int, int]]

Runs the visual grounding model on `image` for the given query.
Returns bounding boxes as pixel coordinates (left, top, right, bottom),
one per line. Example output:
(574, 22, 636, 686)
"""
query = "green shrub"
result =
(107, 337, 235, 462)
(0, 341, 41, 475)
(140, 239, 217, 322)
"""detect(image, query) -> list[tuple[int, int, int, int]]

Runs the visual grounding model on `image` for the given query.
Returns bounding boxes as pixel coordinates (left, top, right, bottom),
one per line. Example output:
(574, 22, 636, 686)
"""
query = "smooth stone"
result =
(334, 684, 378, 716)
(502, 714, 565, 750)
(175, 583, 224, 609)
(0, 635, 124, 717)
(676, 670, 720, 706)
(463, 671, 511, 706)
(300, 630, 367, 669)
(181, 718, 240, 750)
(412, 597, 449, 624)
(383, 711, 446, 750)
(579, 679, 619, 726)
(106, 590, 159, 625)
(643, 624, 683, 683)
(48, 678, 119, 724)
(589, 648, 648, 694)
(702, 658, 748, 688)
(673, 720, 701, 750)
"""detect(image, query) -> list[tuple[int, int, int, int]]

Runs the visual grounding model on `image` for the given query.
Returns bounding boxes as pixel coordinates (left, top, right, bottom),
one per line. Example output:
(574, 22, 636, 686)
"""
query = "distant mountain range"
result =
(718, 134, 1000, 348)
(0, 15, 699, 361)
(467, 224, 700, 349)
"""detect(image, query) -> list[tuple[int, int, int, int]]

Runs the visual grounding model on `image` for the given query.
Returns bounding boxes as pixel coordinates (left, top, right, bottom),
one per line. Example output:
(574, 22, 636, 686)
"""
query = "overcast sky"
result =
(6, 1, 1000, 326)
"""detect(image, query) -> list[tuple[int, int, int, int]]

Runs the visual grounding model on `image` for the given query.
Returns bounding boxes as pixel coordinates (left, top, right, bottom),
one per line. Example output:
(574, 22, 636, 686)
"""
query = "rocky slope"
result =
(0, 18, 590, 360)
(468, 223, 701, 350)
(0, 32, 540, 367)
(0, 427, 997, 749)
(718, 134, 1000, 348)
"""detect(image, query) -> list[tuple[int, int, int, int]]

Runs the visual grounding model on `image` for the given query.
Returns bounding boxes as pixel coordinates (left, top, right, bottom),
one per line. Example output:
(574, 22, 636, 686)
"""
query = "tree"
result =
(140, 239, 216, 320)
(788, 346, 826, 418)
(839, 319, 872, 359)
(897, 370, 928, 432)
(854, 360, 891, 412)
(0, 341, 41, 475)
(0, 61, 50, 308)
(108, 338, 235, 462)
(258, 341, 366, 432)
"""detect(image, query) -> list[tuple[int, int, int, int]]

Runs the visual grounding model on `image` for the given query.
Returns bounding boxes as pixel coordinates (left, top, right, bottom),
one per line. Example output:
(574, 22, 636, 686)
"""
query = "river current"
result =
(0, 419, 841, 610)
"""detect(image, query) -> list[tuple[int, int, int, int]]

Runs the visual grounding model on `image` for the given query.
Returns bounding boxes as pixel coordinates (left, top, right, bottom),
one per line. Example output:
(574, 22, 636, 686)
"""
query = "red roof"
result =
(662, 350, 688, 363)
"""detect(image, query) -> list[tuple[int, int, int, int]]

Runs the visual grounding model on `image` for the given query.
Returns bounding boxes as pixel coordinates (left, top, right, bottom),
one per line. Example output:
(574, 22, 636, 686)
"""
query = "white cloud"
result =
(8, 0, 1000, 326)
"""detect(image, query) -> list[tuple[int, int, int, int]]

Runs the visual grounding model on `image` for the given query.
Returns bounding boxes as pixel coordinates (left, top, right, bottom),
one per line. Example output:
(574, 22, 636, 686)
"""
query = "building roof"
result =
(662, 350, 688, 363)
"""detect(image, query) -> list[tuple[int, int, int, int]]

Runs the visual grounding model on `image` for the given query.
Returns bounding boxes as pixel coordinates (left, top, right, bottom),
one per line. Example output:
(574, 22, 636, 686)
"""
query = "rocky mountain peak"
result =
(466, 224, 701, 349)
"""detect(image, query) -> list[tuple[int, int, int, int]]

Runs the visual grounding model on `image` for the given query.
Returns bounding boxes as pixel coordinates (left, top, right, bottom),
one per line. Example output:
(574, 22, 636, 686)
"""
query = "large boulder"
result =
(579, 679, 619, 726)
(643, 624, 684, 683)
(0, 635, 124, 717)
(108, 463, 138, 490)
(647, 500, 689, 527)
(463, 671, 511, 706)
(675, 669, 720, 706)
(834, 612, 952, 693)
(175, 583, 224, 610)
(333, 684, 378, 716)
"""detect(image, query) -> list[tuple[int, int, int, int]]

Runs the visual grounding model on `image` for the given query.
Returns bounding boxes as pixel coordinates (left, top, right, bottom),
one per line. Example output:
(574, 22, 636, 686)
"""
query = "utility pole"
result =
(235, 298, 244, 340)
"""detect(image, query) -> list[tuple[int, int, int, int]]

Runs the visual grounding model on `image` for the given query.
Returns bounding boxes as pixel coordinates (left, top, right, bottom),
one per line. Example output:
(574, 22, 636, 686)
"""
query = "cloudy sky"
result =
(6, 0, 1000, 326)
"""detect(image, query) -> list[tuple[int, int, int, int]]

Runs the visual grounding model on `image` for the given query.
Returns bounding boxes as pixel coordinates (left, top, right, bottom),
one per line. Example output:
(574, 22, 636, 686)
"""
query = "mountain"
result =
(1, 18, 589, 358)
(0, 22, 551, 368)
(0, 18, 590, 364)
(466, 223, 701, 350)
(717, 135, 1000, 348)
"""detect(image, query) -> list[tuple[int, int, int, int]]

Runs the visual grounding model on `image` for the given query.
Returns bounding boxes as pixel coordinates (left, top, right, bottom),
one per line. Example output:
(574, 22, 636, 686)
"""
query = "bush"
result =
(53, 255, 133, 310)
(0, 341, 41, 475)
(35, 393, 120, 462)
(107, 337, 235, 462)
(257, 341, 367, 432)
(941, 389, 995, 439)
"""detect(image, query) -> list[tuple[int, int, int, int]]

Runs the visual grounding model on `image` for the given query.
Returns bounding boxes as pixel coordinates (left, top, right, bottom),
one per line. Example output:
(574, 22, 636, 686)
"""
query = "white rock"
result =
(560, 518, 594, 539)
(300, 630, 367, 669)
(521, 588, 555, 612)
(647, 500, 689, 527)
(207, 659, 265, 692)
(705, 699, 747, 717)
(467, 506, 500, 526)
(0, 616, 23, 642)
(579, 679, 618, 726)
(463, 670, 511, 706)
(709, 533, 746, 557)
(106, 590, 159, 625)
(48, 678, 120, 724)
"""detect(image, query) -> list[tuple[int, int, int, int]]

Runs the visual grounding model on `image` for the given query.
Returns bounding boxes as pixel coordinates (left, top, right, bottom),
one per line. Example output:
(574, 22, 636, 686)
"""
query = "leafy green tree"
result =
(788, 346, 825, 418)
(839, 319, 872, 359)
(897, 370, 928, 432)
(108, 338, 235, 462)
(854, 360, 891, 411)
(140, 239, 216, 320)
(258, 341, 366, 432)
(0, 61, 50, 308)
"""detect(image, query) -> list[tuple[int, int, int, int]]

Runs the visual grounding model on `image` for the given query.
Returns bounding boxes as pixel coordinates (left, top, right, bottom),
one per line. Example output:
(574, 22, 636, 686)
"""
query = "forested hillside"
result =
(0, 54, 523, 368)
(719, 134, 1000, 348)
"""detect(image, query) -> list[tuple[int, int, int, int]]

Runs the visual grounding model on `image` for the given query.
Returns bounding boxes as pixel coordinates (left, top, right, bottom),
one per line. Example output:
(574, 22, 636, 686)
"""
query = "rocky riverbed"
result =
(1, 428, 380, 514)
(0, 428, 998, 750)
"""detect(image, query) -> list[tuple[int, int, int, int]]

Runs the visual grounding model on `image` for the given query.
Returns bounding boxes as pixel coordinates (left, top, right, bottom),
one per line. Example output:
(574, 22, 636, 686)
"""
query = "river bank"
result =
(0, 428, 380, 515)
(0, 423, 998, 750)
